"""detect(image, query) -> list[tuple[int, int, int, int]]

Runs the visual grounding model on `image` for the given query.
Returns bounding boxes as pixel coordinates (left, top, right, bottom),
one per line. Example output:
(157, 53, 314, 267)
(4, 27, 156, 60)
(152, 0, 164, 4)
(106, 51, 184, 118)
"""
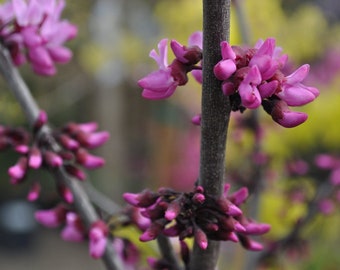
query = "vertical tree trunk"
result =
(189, 1, 231, 269)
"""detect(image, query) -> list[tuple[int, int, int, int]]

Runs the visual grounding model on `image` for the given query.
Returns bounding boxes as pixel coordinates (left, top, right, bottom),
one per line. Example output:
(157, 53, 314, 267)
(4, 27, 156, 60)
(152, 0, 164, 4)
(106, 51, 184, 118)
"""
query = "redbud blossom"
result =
(214, 38, 319, 128)
(35, 204, 67, 228)
(89, 220, 109, 259)
(0, 0, 77, 75)
(27, 181, 41, 201)
(61, 212, 85, 242)
(139, 32, 202, 100)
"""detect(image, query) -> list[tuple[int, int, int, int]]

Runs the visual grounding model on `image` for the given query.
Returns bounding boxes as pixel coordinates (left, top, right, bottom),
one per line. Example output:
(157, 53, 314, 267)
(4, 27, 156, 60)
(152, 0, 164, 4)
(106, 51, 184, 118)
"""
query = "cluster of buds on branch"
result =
(124, 184, 270, 256)
(5, 111, 109, 202)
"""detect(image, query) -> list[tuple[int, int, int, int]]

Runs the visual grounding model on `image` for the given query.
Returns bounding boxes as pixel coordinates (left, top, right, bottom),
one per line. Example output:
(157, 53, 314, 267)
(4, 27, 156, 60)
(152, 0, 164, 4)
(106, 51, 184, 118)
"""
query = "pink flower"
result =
(27, 181, 41, 201)
(139, 33, 203, 99)
(8, 156, 28, 182)
(35, 204, 67, 228)
(214, 41, 237, 80)
(75, 148, 105, 169)
(139, 39, 179, 100)
(238, 66, 262, 109)
(278, 65, 319, 106)
(0, 0, 77, 75)
(61, 212, 85, 242)
(89, 220, 108, 259)
(214, 37, 319, 128)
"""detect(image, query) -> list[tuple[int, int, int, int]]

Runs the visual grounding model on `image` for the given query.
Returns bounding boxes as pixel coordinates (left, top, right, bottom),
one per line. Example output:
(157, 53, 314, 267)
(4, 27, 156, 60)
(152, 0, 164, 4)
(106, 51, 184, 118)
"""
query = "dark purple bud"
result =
(216, 197, 242, 216)
(192, 193, 205, 204)
(27, 181, 41, 201)
(75, 148, 105, 169)
(165, 200, 181, 220)
(35, 204, 68, 228)
(194, 226, 208, 250)
(58, 134, 79, 150)
(44, 151, 63, 167)
(75, 131, 110, 149)
(8, 156, 28, 182)
(123, 189, 159, 208)
(28, 146, 42, 169)
(65, 164, 86, 181)
(229, 187, 249, 205)
(34, 110, 48, 131)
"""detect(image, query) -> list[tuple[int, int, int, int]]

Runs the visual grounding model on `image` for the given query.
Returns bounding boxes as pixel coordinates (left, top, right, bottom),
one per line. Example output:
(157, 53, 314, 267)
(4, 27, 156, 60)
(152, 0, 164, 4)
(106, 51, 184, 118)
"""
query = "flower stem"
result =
(0, 43, 123, 270)
(189, 1, 232, 269)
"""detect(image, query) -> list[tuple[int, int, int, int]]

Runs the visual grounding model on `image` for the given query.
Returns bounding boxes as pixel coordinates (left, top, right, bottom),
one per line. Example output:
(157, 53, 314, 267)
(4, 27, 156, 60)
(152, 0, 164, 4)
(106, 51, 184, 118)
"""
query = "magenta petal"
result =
(28, 46, 53, 67)
(274, 110, 308, 128)
(278, 85, 316, 106)
(239, 83, 261, 109)
(90, 237, 107, 259)
(21, 26, 42, 47)
(285, 64, 309, 85)
(170, 40, 187, 63)
(214, 59, 236, 80)
(48, 46, 72, 63)
(259, 80, 279, 98)
(138, 69, 175, 91)
(149, 39, 168, 69)
(191, 69, 202, 84)
(256, 38, 275, 57)
(220, 41, 236, 60)
(188, 31, 203, 48)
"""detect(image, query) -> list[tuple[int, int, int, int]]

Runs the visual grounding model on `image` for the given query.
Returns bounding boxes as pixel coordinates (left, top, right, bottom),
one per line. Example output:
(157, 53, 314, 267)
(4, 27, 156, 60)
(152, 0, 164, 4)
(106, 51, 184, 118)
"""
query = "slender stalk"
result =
(189, 1, 232, 269)
(0, 44, 123, 270)
(157, 235, 183, 270)
(233, 0, 251, 44)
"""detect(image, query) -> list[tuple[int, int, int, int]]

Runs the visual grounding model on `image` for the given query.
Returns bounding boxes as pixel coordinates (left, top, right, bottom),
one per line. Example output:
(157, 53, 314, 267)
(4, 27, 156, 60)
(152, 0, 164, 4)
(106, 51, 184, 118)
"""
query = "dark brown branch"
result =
(0, 43, 123, 270)
(189, 1, 232, 269)
(157, 234, 183, 270)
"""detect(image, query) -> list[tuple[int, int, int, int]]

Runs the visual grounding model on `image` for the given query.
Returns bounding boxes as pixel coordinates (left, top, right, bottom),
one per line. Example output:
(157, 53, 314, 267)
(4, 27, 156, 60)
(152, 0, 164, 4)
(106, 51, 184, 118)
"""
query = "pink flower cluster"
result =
(35, 204, 109, 259)
(4, 111, 109, 202)
(286, 154, 340, 215)
(123, 184, 270, 262)
(138, 32, 202, 99)
(0, 0, 77, 75)
(214, 38, 319, 128)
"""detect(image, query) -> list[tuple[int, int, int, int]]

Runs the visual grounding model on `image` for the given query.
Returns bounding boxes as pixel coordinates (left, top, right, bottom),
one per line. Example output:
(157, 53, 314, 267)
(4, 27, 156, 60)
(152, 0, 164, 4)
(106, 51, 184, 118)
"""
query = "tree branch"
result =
(0, 43, 123, 270)
(189, 1, 232, 269)
(157, 234, 183, 270)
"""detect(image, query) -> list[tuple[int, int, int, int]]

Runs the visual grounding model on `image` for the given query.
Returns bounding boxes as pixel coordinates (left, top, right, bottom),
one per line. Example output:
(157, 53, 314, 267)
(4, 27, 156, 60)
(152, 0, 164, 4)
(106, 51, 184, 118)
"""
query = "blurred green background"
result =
(0, 0, 340, 269)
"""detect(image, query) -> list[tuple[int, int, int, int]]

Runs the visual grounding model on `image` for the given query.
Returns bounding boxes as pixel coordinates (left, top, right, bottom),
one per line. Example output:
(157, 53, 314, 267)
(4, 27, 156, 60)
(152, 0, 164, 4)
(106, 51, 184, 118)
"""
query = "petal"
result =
(138, 69, 174, 92)
(48, 46, 72, 63)
(213, 59, 236, 80)
(170, 40, 187, 63)
(278, 85, 316, 106)
(188, 31, 203, 48)
(149, 39, 168, 69)
(220, 41, 236, 60)
(285, 64, 310, 85)
(255, 38, 275, 57)
(259, 80, 279, 98)
(271, 102, 308, 128)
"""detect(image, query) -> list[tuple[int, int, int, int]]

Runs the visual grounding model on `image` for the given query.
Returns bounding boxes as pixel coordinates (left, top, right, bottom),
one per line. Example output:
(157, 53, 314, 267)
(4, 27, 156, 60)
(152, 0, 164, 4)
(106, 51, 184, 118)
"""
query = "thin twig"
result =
(157, 234, 183, 270)
(0, 43, 123, 270)
(189, 1, 232, 269)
